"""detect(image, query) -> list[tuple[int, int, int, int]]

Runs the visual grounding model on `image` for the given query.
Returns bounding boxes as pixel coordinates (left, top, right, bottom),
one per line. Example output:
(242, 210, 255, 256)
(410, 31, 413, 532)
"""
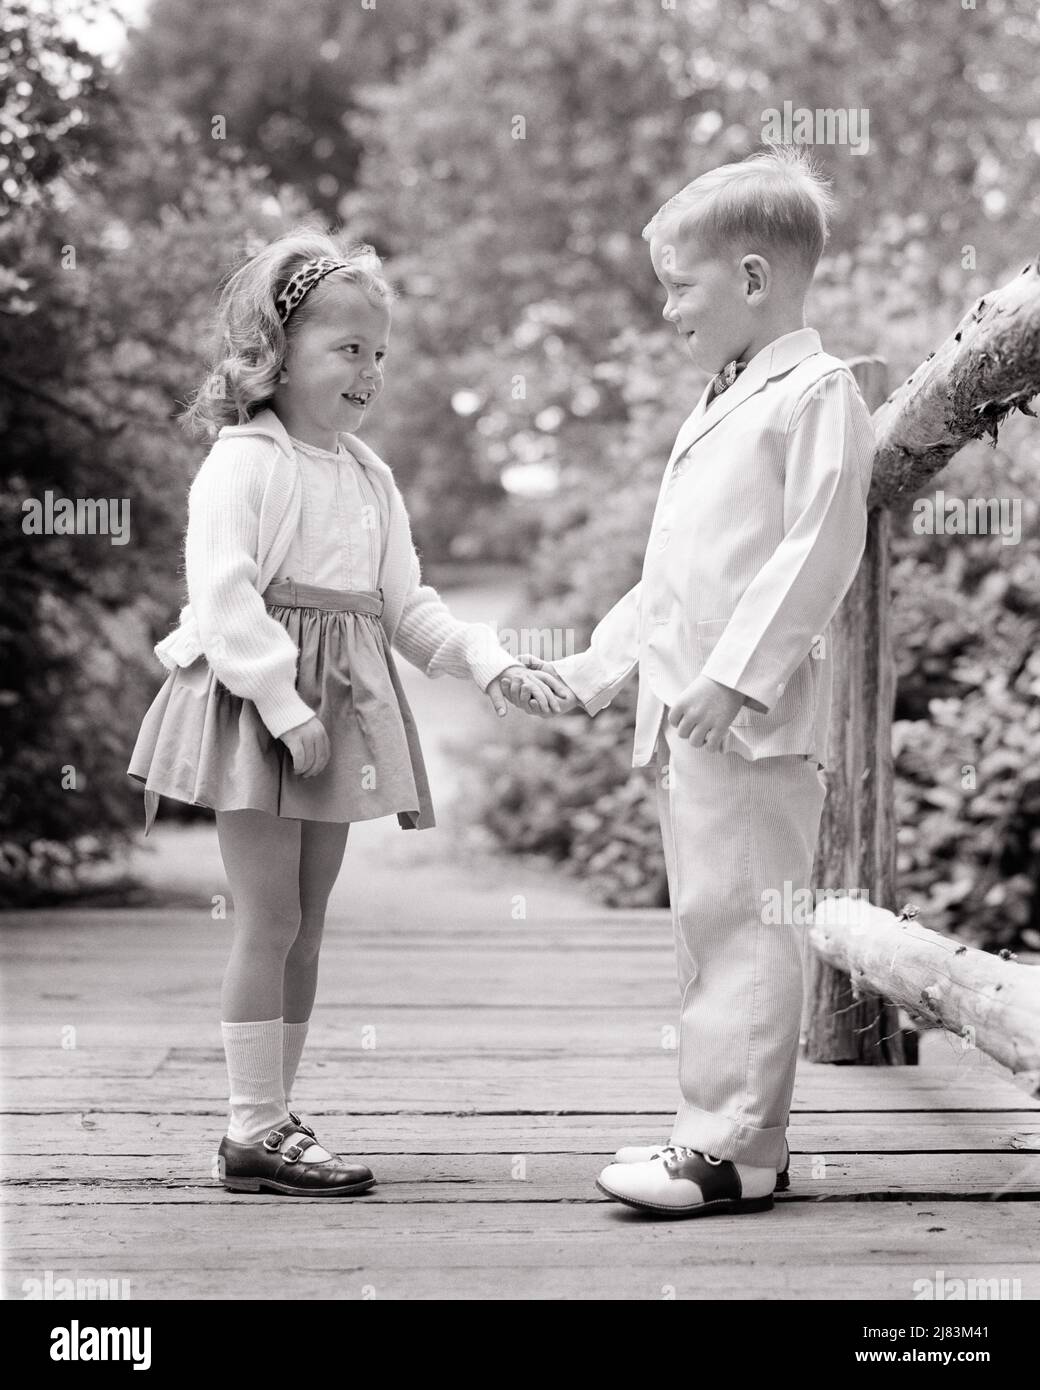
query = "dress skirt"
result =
(127, 579, 435, 835)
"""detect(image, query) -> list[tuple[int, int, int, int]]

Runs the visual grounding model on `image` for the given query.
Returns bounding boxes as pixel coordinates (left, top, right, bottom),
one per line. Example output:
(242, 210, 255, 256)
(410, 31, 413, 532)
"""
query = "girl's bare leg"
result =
(280, 820, 350, 1157)
(217, 809, 302, 1021)
(283, 820, 350, 1024)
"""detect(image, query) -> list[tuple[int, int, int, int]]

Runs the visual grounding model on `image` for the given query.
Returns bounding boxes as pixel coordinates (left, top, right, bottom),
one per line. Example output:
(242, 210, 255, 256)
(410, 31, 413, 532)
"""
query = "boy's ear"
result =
(741, 254, 769, 298)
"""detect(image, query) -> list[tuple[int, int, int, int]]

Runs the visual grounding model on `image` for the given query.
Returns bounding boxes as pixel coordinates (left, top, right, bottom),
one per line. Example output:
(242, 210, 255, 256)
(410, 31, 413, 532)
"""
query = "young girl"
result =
(127, 229, 562, 1197)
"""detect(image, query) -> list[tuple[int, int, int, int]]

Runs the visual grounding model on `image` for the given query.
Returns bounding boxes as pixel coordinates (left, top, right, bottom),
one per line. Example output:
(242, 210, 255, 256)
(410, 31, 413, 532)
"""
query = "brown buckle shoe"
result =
(218, 1119, 376, 1197)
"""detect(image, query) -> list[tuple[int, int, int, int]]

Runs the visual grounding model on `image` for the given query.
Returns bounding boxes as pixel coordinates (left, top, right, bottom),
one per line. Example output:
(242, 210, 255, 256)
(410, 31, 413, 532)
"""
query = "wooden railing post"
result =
(805, 356, 911, 1064)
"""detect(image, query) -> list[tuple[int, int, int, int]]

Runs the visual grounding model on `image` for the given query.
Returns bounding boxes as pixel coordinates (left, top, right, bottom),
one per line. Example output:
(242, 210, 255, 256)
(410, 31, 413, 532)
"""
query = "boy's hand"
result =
(668, 675, 745, 751)
(489, 664, 562, 717)
(515, 654, 582, 714)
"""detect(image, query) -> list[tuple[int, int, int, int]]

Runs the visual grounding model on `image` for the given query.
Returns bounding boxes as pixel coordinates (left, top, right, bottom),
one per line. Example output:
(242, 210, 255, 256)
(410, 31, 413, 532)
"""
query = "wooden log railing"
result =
(807, 258, 1040, 1066)
(810, 896, 1040, 1097)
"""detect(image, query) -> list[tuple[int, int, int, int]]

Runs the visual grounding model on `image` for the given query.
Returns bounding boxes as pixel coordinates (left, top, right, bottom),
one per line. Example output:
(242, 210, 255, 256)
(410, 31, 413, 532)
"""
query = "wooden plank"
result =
(4, 1153, 1038, 1195)
(5, 1075, 1032, 1111)
(3, 1021, 1039, 1095)
(5, 1261, 1038, 1301)
(4, 1197, 1035, 1240)
(1, 1049, 169, 1079)
(6, 1111, 1039, 1156)
(0, 909, 665, 934)
(0, 1013, 1020, 1044)
(2, 1032, 1035, 1080)
(6, 895, 1038, 1300)
(8, 1015, 704, 1047)
(2, 1043, 1033, 1110)
(3, 1202, 1037, 1306)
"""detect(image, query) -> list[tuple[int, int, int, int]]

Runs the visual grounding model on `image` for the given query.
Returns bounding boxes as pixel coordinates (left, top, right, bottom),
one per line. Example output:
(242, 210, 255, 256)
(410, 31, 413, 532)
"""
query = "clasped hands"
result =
(501, 655, 747, 751)
(283, 661, 749, 778)
(485, 658, 579, 718)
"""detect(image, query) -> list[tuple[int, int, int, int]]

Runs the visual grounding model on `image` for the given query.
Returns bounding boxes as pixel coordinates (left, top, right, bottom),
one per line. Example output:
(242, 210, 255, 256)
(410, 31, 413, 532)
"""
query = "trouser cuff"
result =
(670, 1104, 786, 1167)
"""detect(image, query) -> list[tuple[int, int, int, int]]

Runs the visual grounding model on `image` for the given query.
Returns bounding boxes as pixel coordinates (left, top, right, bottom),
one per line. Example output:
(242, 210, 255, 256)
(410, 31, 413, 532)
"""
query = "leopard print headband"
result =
(275, 246, 385, 326)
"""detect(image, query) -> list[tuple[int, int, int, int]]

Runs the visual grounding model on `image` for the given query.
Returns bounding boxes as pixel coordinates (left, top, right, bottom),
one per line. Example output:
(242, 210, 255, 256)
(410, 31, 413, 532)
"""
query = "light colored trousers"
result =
(654, 715, 827, 1168)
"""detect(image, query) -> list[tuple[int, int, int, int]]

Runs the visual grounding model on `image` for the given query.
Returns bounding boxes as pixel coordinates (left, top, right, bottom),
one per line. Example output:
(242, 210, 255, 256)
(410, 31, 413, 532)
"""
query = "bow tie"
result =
(708, 357, 749, 402)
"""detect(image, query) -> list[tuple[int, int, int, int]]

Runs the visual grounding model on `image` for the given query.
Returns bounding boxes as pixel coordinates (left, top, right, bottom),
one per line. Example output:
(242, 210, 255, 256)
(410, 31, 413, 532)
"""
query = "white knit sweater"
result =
(153, 409, 517, 738)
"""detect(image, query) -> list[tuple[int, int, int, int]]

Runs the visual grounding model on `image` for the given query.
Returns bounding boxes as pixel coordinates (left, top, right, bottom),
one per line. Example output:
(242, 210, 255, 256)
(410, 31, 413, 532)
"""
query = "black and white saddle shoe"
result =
(218, 1118, 375, 1197)
(611, 1137, 791, 1191)
(597, 1146, 775, 1217)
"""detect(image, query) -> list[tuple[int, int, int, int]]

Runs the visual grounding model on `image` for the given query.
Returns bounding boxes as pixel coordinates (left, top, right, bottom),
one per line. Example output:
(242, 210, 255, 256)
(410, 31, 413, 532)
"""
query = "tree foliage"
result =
(3, 0, 1039, 936)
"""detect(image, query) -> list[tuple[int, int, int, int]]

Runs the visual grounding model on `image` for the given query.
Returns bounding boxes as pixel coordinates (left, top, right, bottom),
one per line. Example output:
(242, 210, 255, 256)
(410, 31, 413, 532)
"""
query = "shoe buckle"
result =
(262, 1130, 284, 1152)
(282, 1142, 303, 1163)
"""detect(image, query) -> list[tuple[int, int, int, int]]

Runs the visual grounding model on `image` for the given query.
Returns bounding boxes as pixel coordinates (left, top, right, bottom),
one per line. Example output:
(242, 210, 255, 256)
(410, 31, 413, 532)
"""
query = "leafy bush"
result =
(886, 428, 1040, 950)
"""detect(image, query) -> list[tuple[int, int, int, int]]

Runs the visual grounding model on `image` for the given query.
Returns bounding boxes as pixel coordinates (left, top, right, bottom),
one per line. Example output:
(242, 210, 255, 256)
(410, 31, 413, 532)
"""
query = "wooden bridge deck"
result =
(3, 895, 1039, 1300)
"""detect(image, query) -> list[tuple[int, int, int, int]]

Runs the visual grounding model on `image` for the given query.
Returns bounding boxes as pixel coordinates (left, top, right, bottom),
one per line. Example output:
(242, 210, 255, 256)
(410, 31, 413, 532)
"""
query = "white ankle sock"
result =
(283, 1020, 309, 1109)
(221, 1017, 289, 1144)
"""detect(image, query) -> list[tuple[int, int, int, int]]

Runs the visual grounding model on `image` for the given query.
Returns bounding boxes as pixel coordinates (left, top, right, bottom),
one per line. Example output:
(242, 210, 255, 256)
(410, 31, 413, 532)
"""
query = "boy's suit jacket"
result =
(551, 328, 876, 770)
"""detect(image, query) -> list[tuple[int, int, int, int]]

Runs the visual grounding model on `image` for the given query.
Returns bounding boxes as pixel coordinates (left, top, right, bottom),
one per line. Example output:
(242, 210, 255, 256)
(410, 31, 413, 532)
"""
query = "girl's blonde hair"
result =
(181, 225, 395, 436)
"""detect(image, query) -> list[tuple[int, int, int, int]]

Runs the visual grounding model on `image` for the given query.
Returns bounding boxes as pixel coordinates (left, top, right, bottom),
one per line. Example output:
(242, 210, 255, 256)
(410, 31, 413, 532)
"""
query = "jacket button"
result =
(777, 682, 786, 696)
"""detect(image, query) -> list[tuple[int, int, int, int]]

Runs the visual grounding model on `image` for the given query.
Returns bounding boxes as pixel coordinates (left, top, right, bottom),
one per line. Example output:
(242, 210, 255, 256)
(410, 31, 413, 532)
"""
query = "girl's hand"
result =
(486, 670, 537, 717)
(515, 654, 581, 714)
(496, 663, 568, 717)
(486, 666, 554, 717)
(280, 715, 331, 777)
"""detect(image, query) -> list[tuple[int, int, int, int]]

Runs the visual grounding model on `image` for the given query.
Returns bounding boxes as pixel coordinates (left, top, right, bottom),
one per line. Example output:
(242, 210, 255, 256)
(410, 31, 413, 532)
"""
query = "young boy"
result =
(520, 146, 875, 1217)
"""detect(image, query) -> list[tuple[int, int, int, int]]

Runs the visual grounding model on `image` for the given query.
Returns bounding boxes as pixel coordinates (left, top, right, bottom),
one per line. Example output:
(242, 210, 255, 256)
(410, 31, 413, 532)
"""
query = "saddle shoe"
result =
(597, 1146, 775, 1218)
(612, 1136, 791, 1191)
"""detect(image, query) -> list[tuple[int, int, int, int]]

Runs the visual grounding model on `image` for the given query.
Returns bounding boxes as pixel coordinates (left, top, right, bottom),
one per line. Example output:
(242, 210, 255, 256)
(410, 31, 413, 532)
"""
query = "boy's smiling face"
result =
(649, 217, 756, 375)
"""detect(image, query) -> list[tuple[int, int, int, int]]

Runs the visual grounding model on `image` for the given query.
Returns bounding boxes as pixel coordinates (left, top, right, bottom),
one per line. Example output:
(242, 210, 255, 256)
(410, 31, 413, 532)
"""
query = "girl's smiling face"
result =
(273, 277, 391, 451)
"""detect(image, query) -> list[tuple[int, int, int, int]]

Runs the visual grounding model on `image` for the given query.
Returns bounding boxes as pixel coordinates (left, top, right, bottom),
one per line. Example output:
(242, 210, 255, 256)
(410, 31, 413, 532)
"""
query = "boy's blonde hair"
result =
(182, 224, 395, 436)
(642, 144, 837, 278)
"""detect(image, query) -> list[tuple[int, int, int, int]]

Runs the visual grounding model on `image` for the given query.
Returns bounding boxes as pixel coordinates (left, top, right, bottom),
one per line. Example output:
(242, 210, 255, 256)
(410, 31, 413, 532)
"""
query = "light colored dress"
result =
(271, 437, 383, 590)
(127, 435, 435, 832)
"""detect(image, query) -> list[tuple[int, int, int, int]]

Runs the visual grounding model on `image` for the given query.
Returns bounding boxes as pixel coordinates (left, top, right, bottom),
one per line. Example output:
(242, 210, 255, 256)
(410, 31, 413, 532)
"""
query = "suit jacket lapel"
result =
(665, 328, 824, 474)
(666, 377, 716, 467)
